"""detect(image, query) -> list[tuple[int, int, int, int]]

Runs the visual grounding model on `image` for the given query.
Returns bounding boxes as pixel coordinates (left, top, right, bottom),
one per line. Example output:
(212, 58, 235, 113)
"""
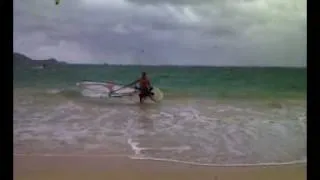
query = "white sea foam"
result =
(14, 94, 306, 165)
(129, 156, 306, 167)
(46, 88, 63, 94)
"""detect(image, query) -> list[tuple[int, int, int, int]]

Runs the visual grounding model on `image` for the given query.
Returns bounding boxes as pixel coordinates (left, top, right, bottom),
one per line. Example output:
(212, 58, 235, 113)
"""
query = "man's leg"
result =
(139, 93, 145, 103)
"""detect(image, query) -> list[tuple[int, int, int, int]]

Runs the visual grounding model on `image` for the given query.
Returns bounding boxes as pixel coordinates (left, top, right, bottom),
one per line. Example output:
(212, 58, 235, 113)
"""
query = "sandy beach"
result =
(14, 155, 306, 180)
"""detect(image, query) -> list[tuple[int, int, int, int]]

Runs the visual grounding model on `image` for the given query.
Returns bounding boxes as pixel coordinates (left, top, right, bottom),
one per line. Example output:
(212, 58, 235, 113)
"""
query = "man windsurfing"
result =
(109, 72, 156, 103)
(129, 72, 156, 103)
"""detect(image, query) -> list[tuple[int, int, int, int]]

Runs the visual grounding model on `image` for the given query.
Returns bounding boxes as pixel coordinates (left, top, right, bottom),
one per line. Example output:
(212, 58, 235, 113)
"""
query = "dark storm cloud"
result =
(13, 0, 306, 66)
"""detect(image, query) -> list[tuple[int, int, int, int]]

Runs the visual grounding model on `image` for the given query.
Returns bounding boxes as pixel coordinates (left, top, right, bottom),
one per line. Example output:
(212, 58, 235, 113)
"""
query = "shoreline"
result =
(14, 153, 306, 167)
(14, 155, 306, 180)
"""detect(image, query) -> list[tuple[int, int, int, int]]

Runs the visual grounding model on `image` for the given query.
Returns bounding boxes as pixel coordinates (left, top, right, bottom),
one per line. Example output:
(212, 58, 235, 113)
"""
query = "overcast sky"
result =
(14, 0, 306, 67)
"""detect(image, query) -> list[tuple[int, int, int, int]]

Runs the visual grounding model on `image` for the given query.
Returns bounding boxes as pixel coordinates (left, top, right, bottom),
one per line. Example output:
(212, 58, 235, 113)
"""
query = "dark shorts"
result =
(139, 87, 154, 98)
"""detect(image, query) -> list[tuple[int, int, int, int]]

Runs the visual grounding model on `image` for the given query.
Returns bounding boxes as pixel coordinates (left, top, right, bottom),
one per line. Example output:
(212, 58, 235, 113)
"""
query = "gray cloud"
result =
(14, 0, 306, 66)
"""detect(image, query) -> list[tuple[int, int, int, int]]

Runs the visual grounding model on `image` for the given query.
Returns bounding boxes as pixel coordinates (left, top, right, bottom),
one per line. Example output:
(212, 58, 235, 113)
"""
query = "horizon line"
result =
(56, 63, 306, 68)
(14, 52, 306, 68)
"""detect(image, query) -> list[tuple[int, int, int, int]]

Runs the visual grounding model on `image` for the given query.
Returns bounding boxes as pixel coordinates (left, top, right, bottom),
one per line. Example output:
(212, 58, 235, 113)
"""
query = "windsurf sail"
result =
(76, 81, 164, 101)
(76, 81, 137, 98)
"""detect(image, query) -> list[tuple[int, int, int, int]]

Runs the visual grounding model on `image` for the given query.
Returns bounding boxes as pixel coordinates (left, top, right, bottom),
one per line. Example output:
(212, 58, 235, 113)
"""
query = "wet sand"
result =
(14, 155, 306, 180)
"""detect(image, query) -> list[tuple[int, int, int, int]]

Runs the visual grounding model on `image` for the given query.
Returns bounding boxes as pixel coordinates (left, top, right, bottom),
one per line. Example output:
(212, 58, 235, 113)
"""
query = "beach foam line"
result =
(14, 153, 306, 167)
(129, 156, 307, 167)
(126, 138, 306, 167)
(127, 138, 191, 153)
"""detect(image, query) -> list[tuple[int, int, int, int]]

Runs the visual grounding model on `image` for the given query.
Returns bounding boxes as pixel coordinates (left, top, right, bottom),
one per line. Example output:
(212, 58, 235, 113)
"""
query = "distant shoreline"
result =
(48, 63, 306, 69)
(14, 52, 305, 69)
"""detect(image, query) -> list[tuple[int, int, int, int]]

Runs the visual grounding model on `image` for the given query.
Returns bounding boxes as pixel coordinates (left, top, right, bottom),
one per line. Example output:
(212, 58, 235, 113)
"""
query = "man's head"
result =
(141, 72, 147, 78)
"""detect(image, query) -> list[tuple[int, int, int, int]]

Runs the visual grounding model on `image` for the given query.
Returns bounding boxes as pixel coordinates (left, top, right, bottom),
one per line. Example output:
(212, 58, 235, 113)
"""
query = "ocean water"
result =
(14, 65, 306, 166)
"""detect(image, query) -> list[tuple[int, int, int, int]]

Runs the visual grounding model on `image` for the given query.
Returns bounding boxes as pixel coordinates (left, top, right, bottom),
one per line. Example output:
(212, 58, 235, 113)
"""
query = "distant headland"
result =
(13, 52, 67, 67)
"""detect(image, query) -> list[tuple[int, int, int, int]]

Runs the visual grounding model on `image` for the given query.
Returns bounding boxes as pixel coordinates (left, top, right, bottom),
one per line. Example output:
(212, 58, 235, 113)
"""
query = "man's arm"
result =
(126, 79, 139, 87)
(109, 79, 138, 95)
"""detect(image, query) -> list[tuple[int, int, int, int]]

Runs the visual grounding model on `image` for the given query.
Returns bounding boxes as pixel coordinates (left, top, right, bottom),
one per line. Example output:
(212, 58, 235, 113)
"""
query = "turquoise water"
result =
(13, 65, 306, 165)
(14, 65, 306, 99)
